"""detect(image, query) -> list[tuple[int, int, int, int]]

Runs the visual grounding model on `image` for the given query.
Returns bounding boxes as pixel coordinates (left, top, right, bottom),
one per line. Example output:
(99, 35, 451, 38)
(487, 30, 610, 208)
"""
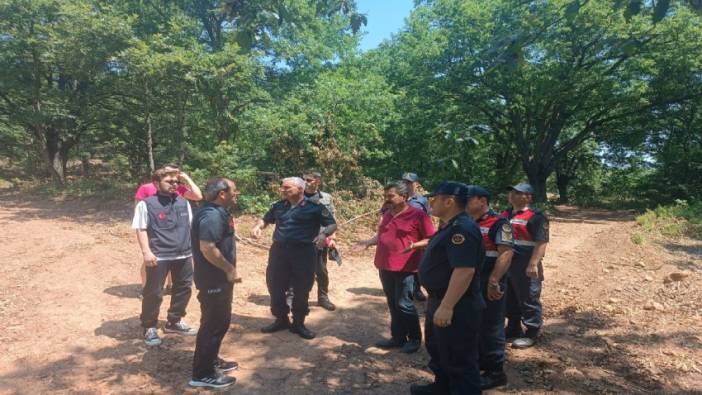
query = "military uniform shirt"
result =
(262, 198, 336, 243)
(419, 212, 486, 310)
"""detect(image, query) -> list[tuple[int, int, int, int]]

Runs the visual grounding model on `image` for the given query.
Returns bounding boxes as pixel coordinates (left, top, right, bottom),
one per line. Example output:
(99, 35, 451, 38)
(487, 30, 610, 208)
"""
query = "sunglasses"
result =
(164, 180, 179, 185)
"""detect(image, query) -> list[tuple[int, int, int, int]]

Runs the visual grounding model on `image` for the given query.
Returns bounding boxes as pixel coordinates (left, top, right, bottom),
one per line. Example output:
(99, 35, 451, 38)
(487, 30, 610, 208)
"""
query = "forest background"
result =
(1, 0, 701, 228)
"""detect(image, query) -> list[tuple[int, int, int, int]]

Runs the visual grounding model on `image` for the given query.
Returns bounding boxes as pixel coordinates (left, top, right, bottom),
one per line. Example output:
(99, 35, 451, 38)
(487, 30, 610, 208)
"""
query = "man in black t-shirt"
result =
(189, 177, 241, 389)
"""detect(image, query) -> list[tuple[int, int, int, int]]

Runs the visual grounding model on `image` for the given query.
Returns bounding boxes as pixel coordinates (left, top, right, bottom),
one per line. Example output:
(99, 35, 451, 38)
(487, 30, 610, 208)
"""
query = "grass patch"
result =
(630, 232, 645, 245)
(635, 200, 702, 239)
(20, 177, 133, 201)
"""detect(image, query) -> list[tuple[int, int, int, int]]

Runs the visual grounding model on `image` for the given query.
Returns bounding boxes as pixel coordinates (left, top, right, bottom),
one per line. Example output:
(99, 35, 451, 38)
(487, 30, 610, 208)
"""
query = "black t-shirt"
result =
(419, 212, 486, 310)
(262, 198, 336, 243)
(191, 202, 235, 290)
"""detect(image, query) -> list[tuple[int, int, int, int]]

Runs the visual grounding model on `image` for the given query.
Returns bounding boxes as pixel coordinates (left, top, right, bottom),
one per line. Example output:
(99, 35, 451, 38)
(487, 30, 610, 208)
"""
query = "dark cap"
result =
(402, 172, 419, 182)
(426, 181, 469, 198)
(466, 185, 490, 199)
(507, 183, 534, 194)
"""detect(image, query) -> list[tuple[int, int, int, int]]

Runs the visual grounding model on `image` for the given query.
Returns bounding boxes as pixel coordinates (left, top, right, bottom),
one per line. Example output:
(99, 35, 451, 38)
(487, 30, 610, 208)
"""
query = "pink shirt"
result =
(134, 183, 188, 201)
(374, 206, 435, 272)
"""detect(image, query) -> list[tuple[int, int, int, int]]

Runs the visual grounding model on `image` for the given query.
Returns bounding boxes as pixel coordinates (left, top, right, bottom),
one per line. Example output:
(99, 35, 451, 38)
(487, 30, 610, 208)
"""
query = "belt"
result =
(513, 240, 537, 246)
(272, 240, 313, 246)
(485, 250, 498, 258)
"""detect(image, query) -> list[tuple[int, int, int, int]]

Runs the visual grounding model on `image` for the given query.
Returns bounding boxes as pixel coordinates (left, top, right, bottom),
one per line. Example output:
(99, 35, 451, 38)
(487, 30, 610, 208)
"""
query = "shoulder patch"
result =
(502, 223, 512, 233)
(451, 234, 465, 245)
(542, 221, 549, 230)
(321, 208, 330, 217)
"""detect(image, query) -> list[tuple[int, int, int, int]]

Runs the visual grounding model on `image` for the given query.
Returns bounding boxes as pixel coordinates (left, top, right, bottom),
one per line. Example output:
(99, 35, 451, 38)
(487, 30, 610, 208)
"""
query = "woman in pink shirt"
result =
(354, 181, 435, 353)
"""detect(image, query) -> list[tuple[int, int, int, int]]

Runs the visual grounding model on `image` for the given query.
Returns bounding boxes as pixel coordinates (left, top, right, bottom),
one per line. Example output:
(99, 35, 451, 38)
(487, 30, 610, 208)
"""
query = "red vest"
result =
(477, 212, 499, 258)
(501, 208, 537, 247)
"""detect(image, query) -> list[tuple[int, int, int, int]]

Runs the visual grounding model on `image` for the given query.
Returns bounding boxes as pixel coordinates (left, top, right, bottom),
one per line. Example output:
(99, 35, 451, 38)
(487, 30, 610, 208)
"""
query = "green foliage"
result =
(636, 200, 702, 239)
(0, 0, 701, 212)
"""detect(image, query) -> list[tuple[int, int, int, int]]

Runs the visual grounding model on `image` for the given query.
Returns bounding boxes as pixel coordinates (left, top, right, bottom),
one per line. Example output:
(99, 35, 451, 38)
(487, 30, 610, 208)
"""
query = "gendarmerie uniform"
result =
(419, 211, 485, 395)
(476, 209, 513, 375)
(501, 205, 549, 339)
(262, 197, 336, 322)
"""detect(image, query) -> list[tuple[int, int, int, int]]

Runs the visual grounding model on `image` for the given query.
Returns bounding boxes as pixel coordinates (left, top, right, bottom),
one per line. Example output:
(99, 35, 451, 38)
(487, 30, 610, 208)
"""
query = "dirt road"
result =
(0, 192, 700, 394)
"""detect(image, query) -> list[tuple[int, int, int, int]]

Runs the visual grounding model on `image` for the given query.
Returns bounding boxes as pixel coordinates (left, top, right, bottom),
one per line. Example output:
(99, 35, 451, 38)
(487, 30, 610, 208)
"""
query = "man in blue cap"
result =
(501, 183, 549, 349)
(465, 185, 514, 390)
(402, 172, 430, 302)
(411, 181, 485, 395)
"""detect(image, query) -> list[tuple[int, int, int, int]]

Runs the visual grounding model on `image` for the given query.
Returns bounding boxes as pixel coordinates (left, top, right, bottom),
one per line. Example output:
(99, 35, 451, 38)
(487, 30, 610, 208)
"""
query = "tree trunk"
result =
(40, 126, 66, 185)
(556, 172, 570, 203)
(146, 112, 155, 172)
(525, 168, 549, 203)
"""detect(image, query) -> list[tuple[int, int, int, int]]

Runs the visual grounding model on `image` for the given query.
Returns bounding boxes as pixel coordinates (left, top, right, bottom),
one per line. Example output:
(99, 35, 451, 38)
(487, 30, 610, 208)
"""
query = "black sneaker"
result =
(189, 373, 236, 388)
(374, 338, 406, 349)
(481, 370, 507, 390)
(214, 358, 239, 372)
(290, 321, 316, 339)
(261, 317, 291, 333)
(164, 320, 197, 336)
(401, 339, 421, 354)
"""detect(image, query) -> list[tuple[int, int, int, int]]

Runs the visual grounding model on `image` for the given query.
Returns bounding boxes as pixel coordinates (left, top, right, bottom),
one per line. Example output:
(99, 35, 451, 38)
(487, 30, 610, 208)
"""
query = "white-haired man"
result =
(252, 177, 337, 339)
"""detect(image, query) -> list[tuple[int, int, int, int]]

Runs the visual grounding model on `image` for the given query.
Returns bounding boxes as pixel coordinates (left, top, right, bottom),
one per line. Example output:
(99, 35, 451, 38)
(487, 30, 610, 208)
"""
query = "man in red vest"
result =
(466, 185, 514, 390)
(501, 183, 549, 349)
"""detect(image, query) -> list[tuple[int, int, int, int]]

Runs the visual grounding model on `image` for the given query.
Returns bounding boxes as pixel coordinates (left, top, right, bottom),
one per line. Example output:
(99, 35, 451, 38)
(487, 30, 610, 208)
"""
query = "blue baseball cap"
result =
(466, 185, 490, 199)
(507, 183, 534, 194)
(402, 172, 419, 182)
(426, 181, 470, 198)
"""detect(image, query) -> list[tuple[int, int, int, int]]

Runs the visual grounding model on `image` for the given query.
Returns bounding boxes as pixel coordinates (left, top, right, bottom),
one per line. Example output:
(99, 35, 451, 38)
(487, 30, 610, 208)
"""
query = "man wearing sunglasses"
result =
(132, 168, 197, 347)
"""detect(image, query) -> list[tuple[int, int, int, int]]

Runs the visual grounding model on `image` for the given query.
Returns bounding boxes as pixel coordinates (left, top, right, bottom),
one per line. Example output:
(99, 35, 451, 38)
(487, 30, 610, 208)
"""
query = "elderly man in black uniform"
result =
(252, 177, 337, 339)
(411, 181, 486, 395)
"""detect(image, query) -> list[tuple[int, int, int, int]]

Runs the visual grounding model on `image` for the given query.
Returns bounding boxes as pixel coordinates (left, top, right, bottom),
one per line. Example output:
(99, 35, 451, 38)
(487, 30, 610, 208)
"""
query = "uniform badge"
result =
(543, 222, 549, 230)
(451, 234, 465, 245)
(321, 208, 330, 217)
(501, 223, 513, 241)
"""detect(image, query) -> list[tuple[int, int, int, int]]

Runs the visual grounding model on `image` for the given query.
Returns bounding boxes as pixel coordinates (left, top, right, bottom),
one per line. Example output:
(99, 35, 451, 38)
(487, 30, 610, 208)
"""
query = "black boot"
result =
(290, 317, 316, 339)
(481, 369, 507, 390)
(318, 295, 336, 311)
(260, 316, 290, 333)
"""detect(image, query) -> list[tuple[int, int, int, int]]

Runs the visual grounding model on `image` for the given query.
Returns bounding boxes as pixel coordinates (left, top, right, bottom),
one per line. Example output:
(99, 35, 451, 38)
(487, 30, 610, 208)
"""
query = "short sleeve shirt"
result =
(191, 202, 235, 290)
(374, 206, 435, 272)
(419, 212, 485, 309)
(262, 198, 336, 243)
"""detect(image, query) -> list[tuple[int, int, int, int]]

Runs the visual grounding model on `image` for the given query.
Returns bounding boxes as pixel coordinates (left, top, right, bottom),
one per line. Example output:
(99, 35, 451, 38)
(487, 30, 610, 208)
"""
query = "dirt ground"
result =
(0, 191, 700, 394)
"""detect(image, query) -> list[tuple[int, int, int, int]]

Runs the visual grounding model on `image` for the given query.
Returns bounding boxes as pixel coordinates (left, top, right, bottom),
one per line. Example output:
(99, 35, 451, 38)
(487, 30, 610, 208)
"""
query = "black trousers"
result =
(425, 294, 482, 395)
(379, 270, 421, 342)
(192, 284, 233, 378)
(506, 258, 543, 332)
(267, 241, 316, 319)
(315, 247, 330, 300)
(140, 257, 193, 328)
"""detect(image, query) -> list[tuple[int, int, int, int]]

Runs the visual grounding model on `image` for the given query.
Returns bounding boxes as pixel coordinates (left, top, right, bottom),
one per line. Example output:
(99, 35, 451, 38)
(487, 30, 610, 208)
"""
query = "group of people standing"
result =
(130, 166, 548, 394)
(355, 177, 548, 394)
